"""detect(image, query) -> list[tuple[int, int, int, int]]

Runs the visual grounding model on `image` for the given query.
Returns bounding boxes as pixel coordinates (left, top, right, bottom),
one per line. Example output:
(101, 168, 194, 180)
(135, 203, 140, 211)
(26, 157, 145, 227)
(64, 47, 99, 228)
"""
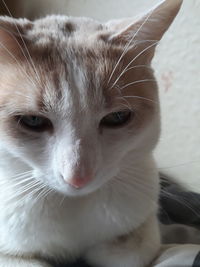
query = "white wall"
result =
(61, 0, 200, 191)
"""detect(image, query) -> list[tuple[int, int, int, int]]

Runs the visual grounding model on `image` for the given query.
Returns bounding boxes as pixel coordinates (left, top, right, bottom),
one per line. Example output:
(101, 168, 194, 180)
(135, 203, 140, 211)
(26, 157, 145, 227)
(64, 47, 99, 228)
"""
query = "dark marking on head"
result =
(24, 22, 34, 31)
(117, 233, 130, 243)
(98, 32, 110, 43)
(64, 22, 76, 34)
(96, 24, 103, 31)
(52, 70, 62, 100)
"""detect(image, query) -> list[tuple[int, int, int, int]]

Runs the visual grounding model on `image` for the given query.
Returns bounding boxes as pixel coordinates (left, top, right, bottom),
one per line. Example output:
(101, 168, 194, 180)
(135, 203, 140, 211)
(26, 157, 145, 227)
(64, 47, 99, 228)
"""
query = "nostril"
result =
(63, 176, 92, 189)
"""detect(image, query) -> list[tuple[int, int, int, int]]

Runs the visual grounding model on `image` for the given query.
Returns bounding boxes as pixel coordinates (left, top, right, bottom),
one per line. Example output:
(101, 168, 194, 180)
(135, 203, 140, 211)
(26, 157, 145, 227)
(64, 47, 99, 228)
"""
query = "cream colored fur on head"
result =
(0, 0, 182, 266)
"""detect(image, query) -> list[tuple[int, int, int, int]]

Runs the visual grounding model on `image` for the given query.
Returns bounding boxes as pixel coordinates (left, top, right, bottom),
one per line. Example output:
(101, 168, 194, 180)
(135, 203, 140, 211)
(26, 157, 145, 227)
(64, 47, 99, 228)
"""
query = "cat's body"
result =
(0, 1, 182, 266)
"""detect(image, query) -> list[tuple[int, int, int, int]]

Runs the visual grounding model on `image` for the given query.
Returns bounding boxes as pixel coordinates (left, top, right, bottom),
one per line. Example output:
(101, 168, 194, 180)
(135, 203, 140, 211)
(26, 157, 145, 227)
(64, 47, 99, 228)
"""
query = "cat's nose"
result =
(64, 176, 92, 189)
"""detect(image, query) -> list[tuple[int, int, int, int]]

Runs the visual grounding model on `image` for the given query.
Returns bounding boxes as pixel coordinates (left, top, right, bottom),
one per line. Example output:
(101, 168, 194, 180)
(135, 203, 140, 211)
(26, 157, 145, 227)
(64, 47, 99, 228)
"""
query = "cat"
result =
(0, 0, 182, 266)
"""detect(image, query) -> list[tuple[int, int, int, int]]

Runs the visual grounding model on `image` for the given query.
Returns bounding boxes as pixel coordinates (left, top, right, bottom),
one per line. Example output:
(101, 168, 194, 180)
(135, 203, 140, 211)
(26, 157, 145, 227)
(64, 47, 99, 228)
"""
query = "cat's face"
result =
(0, 0, 182, 196)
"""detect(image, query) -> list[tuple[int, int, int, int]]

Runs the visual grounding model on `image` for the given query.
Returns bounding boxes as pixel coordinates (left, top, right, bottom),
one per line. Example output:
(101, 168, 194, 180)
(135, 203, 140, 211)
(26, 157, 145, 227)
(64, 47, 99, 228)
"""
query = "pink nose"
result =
(66, 176, 92, 189)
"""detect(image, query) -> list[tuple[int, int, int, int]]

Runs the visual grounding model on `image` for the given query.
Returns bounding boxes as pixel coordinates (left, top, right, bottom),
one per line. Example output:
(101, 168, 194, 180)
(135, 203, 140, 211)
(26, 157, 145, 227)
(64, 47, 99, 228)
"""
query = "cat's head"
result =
(0, 0, 182, 197)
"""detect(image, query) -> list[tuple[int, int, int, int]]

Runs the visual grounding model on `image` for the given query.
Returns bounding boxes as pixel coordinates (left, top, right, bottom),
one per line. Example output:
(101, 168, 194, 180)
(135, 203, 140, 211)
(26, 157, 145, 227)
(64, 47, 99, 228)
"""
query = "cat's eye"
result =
(16, 115, 52, 132)
(100, 110, 132, 128)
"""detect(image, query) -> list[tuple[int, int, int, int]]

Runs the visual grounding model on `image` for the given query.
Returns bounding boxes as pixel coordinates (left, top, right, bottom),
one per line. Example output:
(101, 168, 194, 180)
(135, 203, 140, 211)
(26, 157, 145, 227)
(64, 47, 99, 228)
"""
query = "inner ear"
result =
(0, 17, 32, 63)
(106, 0, 183, 61)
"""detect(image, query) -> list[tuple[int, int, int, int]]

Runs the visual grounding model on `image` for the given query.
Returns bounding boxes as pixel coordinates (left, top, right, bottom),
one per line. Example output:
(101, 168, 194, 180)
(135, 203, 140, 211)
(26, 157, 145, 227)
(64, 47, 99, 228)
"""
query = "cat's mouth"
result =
(49, 173, 108, 197)
(62, 175, 93, 190)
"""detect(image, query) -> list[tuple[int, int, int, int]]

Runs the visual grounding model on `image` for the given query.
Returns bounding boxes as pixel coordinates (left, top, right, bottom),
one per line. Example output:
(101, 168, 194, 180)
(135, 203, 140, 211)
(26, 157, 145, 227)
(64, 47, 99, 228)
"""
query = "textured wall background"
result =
(1, 0, 199, 191)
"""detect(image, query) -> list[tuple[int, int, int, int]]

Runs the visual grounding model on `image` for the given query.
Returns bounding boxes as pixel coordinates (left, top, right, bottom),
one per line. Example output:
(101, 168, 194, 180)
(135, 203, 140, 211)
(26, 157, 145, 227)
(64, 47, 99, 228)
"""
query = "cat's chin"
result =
(51, 178, 107, 198)
(55, 185, 100, 197)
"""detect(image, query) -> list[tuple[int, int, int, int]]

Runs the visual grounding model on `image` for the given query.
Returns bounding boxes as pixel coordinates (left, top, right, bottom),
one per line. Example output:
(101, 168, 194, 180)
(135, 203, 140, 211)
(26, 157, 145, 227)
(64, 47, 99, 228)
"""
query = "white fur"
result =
(0, 152, 160, 267)
(0, 140, 160, 259)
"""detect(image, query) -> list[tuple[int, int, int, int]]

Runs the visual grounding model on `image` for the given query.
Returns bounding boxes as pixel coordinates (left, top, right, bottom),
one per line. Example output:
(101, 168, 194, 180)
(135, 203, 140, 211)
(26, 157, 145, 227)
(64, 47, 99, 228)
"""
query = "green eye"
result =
(17, 115, 52, 132)
(100, 110, 132, 128)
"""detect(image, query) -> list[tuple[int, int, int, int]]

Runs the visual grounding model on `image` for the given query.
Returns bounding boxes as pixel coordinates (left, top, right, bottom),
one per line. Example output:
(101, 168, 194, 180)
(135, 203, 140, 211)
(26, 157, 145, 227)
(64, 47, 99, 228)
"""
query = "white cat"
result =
(0, 0, 182, 266)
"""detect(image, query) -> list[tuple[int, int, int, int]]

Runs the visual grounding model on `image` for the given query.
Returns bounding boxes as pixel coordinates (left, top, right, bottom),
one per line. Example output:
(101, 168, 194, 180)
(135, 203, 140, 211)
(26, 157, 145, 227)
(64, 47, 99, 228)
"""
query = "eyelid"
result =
(100, 110, 132, 129)
(14, 115, 53, 133)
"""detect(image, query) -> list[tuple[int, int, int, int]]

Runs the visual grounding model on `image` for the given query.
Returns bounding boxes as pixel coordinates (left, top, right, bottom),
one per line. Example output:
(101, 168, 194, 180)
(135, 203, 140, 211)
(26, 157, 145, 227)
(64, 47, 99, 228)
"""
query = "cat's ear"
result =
(0, 16, 32, 63)
(106, 0, 182, 60)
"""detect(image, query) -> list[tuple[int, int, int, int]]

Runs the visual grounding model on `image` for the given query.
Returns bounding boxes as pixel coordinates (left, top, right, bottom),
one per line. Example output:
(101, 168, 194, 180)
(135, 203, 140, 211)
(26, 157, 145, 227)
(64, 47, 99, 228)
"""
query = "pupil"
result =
(114, 113, 122, 122)
(31, 116, 40, 125)
(100, 110, 131, 128)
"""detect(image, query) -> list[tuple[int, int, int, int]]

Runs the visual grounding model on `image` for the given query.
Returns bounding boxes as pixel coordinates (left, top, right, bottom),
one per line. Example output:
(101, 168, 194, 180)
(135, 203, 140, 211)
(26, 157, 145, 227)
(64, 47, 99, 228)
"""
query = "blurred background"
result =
(0, 0, 199, 191)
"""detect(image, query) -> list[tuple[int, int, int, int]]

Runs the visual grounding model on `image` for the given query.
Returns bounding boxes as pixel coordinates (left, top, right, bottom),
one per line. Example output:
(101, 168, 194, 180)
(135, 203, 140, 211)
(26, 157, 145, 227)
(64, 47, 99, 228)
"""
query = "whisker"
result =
(59, 194, 67, 207)
(0, 24, 28, 59)
(115, 175, 155, 191)
(3, 180, 43, 203)
(13, 178, 41, 191)
(124, 64, 152, 73)
(0, 176, 34, 187)
(0, 25, 31, 65)
(118, 101, 134, 112)
(107, 8, 156, 85)
(16, 185, 47, 204)
(9, 170, 33, 179)
(36, 187, 54, 203)
(1, 0, 41, 85)
(0, 173, 33, 186)
(106, 176, 157, 225)
(120, 78, 156, 90)
(118, 95, 157, 104)
(33, 185, 49, 202)
(110, 41, 159, 90)
(0, 41, 37, 88)
(113, 175, 157, 200)
(158, 159, 200, 170)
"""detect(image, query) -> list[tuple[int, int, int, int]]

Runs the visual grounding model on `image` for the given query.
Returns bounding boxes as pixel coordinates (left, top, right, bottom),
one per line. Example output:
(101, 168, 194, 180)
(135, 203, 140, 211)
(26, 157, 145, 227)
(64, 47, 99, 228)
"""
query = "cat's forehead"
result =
(28, 15, 106, 45)
(0, 15, 155, 118)
(22, 17, 125, 114)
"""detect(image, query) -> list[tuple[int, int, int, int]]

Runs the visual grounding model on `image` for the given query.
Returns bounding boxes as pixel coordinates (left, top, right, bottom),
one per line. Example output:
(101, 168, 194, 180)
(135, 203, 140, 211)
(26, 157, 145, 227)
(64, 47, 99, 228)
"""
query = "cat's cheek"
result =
(0, 125, 50, 171)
